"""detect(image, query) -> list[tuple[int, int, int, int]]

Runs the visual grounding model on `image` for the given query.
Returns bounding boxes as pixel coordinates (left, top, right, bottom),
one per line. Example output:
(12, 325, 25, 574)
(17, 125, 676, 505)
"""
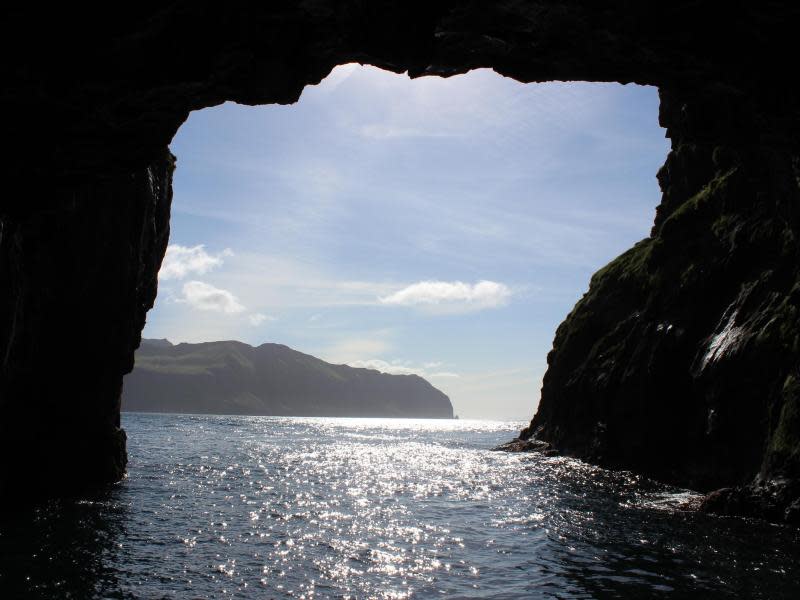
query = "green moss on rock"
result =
(590, 238, 655, 289)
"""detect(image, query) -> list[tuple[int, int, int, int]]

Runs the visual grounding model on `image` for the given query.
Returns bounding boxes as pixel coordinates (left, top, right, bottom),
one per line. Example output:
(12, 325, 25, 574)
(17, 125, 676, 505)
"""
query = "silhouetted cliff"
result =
(123, 339, 453, 419)
(519, 89, 800, 524)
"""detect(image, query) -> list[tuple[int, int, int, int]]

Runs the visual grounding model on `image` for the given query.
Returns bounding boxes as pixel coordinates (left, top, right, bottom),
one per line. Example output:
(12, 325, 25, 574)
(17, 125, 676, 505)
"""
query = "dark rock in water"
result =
(701, 480, 800, 525)
(493, 438, 552, 454)
(123, 339, 453, 419)
(1, 3, 799, 512)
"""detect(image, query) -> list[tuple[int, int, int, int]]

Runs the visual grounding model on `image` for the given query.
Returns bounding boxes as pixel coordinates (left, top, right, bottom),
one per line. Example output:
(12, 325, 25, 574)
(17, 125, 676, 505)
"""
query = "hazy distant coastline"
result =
(123, 339, 453, 419)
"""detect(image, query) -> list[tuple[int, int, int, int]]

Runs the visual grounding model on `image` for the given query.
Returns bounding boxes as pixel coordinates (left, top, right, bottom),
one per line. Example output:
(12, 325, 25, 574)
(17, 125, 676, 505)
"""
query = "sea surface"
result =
(2, 414, 799, 599)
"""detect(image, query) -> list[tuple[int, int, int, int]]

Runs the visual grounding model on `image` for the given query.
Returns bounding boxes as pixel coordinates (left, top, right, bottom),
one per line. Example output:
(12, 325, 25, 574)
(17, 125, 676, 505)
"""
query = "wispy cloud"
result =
(359, 124, 458, 140)
(179, 280, 245, 314)
(433, 366, 544, 420)
(348, 359, 421, 376)
(159, 245, 233, 280)
(248, 313, 273, 326)
(208, 252, 398, 309)
(321, 330, 395, 364)
(380, 280, 511, 313)
(348, 358, 459, 379)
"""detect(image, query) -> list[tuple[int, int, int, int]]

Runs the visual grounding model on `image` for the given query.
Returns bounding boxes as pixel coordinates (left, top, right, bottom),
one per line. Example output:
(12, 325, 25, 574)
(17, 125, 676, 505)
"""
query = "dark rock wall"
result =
(1, 2, 798, 511)
(523, 87, 800, 521)
(0, 151, 173, 498)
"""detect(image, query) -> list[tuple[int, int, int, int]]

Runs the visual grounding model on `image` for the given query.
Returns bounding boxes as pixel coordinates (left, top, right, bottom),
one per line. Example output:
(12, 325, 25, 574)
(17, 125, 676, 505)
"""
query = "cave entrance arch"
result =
(1, 4, 798, 520)
(125, 65, 667, 424)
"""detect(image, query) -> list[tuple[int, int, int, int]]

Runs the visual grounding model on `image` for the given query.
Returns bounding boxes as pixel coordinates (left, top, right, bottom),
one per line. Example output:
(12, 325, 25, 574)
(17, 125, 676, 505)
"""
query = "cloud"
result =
(379, 280, 511, 312)
(159, 245, 233, 280)
(248, 313, 273, 326)
(194, 252, 399, 309)
(348, 358, 460, 379)
(348, 359, 420, 376)
(180, 281, 245, 314)
(359, 124, 457, 140)
(322, 332, 394, 364)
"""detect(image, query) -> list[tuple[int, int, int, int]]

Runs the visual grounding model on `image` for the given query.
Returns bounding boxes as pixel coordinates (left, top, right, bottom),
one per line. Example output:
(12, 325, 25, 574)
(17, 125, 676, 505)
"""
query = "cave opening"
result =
(123, 65, 668, 422)
(3, 6, 800, 597)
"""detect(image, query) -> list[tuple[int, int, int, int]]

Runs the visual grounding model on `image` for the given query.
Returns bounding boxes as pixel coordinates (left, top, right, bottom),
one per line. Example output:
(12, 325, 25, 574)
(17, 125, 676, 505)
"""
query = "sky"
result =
(143, 64, 669, 420)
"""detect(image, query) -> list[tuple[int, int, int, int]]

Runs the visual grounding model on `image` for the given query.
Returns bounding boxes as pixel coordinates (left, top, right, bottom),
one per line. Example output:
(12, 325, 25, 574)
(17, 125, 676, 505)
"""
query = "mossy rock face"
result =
(589, 238, 655, 290)
(525, 95, 800, 521)
(765, 374, 800, 477)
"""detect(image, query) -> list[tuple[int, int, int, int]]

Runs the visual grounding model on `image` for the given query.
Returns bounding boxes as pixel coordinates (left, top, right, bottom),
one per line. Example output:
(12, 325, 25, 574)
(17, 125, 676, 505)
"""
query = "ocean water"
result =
(1, 414, 799, 599)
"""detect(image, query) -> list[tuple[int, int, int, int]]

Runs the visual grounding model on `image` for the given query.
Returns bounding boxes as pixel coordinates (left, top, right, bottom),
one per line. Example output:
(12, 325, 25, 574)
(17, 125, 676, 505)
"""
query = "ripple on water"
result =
(1, 415, 799, 599)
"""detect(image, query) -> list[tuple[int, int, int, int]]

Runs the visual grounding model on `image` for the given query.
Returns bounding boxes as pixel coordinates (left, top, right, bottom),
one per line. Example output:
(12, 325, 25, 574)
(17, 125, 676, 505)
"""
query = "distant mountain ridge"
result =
(123, 339, 453, 418)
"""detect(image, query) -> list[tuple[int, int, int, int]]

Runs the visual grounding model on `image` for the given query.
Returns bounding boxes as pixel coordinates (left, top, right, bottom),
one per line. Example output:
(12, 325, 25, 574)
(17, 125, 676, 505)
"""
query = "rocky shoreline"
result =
(497, 436, 800, 525)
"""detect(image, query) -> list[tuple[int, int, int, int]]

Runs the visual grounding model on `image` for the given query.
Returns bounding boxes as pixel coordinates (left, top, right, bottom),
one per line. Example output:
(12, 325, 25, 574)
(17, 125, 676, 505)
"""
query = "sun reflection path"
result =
(11, 414, 792, 599)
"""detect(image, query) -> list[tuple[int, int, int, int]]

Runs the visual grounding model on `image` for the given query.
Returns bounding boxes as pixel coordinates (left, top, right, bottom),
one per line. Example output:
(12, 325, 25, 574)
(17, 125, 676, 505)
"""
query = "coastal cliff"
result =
(520, 89, 800, 523)
(124, 339, 453, 419)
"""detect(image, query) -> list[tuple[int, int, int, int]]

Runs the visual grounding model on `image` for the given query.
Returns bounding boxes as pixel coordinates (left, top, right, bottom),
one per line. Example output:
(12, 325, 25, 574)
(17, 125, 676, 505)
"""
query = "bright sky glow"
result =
(143, 64, 669, 420)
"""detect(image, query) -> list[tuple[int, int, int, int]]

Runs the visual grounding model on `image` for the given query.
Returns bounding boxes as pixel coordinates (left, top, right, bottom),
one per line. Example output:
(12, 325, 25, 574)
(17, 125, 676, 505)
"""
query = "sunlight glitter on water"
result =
(1, 414, 799, 599)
